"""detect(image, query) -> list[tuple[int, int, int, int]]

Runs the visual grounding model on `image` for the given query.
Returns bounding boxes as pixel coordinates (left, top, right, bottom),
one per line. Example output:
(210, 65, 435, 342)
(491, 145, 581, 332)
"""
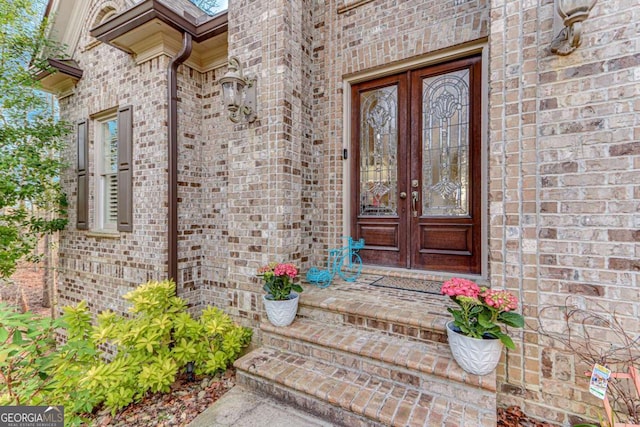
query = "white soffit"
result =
(46, 0, 91, 58)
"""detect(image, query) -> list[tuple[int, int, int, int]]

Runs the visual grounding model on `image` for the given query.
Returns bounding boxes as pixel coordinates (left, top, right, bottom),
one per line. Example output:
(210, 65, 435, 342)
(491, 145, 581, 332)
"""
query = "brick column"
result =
(224, 0, 314, 321)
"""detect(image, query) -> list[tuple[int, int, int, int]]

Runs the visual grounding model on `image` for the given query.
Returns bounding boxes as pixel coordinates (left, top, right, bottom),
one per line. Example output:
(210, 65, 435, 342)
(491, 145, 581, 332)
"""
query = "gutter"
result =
(86, 0, 226, 287)
(90, 0, 228, 44)
(167, 32, 193, 286)
(34, 58, 83, 80)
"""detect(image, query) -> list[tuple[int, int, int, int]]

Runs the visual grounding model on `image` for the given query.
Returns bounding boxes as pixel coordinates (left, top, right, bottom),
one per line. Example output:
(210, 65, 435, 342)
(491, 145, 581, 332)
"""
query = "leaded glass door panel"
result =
(410, 56, 481, 273)
(351, 74, 409, 267)
(352, 55, 481, 274)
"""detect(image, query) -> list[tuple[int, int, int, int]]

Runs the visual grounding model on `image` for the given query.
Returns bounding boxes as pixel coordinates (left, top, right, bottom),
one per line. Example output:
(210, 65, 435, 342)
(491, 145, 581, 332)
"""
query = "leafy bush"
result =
(0, 302, 99, 425)
(84, 280, 252, 413)
(0, 280, 252, 425)
(0, 302, 59, 405)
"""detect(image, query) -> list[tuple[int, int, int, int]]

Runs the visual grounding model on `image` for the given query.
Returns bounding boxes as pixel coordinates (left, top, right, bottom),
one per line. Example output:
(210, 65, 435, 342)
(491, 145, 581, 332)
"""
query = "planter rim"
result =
(263, 291, 299, 302)
(445, 320, 499, 342)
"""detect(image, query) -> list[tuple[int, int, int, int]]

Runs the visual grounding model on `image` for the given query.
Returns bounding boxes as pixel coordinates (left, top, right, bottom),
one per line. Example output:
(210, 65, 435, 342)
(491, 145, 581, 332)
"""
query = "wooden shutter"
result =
(76, 120, 88, 230)
(117, 106, 133, 232)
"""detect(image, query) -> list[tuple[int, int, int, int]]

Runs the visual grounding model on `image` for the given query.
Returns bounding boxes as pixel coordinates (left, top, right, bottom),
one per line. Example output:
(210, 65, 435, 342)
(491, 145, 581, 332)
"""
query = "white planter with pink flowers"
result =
(446, 321, 503, 376)
(441, 277, 524, 376)
(263, 292, 299, 327)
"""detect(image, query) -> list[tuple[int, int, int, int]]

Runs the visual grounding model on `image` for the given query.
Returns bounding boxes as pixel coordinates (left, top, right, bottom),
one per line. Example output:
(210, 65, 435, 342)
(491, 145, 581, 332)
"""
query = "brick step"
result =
(261, 318, 496, 393)
(299, 275, 454, 344)
(235, 346, 496, 427)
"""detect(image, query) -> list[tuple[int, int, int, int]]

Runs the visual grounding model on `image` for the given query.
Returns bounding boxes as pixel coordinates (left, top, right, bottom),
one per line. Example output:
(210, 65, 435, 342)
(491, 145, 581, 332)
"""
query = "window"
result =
(77, 106, 132, 232)
(96, 117, 118, 231)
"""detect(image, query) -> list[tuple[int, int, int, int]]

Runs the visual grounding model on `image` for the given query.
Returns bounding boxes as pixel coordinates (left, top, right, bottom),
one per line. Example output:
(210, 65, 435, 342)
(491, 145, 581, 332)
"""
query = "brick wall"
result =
(176, 66, 205, 304)
(57, 0, 172, 314)
(212, 0, 315, 329)
(489, 0, 640, 423)
(199, 66, 233, 314)
(57, 0, 492, 360)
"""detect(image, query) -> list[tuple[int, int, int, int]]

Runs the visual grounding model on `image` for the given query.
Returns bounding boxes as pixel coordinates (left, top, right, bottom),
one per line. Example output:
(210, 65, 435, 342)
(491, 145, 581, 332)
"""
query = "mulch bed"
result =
(498, 406, 557, 427)
(91, 371, 236, 427)
(2, 262, 50, 317)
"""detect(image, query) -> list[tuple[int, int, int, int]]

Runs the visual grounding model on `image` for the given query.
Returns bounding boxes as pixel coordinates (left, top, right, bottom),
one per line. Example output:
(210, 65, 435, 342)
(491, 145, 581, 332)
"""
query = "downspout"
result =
(167, 33, 193, 287)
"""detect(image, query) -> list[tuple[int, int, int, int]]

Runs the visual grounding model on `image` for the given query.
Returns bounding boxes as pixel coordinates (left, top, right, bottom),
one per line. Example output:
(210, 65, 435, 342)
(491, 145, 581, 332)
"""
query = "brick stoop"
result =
(234, 274, 498, 426)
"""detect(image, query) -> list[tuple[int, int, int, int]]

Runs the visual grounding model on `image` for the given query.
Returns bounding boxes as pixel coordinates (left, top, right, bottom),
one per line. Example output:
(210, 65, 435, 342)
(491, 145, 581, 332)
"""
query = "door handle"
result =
(400, 192, 407, 199)
(411, 191, 419, 217)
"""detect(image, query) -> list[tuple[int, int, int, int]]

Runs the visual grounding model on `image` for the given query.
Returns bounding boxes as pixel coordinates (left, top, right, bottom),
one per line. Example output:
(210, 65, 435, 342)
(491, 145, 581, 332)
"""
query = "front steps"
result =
(234, 274, 498, 426)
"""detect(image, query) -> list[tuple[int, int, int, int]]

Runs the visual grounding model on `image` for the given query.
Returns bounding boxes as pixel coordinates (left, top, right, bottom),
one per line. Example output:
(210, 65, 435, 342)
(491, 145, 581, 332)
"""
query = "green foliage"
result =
(447, 302, 524, 349)
(84, 280, 252, 414)
(0, 280, 252, 425)
(0, 302, 58, 406)
(0, 0, 70, 277)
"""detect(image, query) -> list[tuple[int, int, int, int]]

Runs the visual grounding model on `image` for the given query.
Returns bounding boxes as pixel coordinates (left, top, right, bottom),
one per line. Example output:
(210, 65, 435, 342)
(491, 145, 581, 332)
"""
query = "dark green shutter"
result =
(117, 106, 133, 232)
(76, 120, 88, 230)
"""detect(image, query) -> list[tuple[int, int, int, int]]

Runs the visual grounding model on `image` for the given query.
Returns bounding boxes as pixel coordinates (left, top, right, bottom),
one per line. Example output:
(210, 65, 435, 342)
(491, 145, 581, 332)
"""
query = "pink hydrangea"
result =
(441, 277, 481, 298)
(257, 263, 277, 275)
(481, 289, 518, 312)
(273, 263, 298, 279)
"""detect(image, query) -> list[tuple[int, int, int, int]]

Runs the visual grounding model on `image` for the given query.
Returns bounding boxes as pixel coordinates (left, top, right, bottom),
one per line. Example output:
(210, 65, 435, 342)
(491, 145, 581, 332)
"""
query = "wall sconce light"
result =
(219, 56, 256, 123)
(550, 0, 597, 55)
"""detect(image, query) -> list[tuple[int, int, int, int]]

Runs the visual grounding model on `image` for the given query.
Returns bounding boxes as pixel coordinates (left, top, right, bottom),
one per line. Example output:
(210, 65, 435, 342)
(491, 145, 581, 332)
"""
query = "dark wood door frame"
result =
(351, 55, 482, 274)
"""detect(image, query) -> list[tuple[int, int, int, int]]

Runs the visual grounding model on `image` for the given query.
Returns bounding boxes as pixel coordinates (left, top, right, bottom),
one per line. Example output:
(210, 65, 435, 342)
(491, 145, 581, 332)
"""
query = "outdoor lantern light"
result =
(185, 361, 195, 382)
(550, 0, 597, 55)
(219, 56, 256, 123)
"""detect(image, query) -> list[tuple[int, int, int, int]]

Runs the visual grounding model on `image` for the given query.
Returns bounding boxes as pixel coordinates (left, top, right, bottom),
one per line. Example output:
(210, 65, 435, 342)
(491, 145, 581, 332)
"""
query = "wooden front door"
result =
(351, 56, 482, 274)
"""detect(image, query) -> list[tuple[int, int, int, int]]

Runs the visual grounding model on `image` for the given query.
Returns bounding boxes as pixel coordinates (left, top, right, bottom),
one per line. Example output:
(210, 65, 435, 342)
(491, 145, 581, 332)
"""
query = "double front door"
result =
(350, 56, 482, 274)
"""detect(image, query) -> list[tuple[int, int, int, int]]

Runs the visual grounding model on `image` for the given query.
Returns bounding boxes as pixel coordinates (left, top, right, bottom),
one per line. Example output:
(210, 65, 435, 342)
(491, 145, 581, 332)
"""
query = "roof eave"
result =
(34, 58, 83, 98)
(34, 58, 83, 80)
(193, 13, 228, 43)
(90, 0, 228, 47)
(47, 58, 83, 79)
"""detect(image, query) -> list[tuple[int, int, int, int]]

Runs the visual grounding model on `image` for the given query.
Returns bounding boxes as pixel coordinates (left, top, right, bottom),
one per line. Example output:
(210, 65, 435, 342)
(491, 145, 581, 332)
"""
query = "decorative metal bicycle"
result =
(306, 237, 365, 288)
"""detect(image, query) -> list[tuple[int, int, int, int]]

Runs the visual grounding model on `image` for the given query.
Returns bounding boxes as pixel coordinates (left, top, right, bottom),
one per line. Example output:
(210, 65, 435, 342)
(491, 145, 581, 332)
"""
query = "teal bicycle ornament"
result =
(306, 237, 365, 288)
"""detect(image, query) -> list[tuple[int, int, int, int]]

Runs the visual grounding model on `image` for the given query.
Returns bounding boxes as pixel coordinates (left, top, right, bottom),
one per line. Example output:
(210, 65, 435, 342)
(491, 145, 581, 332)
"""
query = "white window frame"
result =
(94, 115, 118, 232)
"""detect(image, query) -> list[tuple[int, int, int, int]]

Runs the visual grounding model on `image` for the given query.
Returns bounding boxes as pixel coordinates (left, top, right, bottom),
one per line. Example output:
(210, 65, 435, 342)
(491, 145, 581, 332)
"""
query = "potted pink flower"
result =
(257, 262, 303, 326)
(441, 278, 524, 375)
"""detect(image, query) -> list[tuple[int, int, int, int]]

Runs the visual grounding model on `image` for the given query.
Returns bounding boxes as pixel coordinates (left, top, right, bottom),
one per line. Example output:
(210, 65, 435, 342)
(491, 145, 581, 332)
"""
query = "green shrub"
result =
(84, 280, 253, 413)
(0, 280, 252, 425)
(0, 301, 100, 425)
(0, 303, 58, 406)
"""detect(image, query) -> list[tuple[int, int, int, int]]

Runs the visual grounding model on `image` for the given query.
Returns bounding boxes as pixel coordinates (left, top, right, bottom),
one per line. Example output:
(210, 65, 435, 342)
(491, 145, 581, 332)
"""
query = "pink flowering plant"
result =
(257, 262, 303, 301)
(441, 278, 524, 349)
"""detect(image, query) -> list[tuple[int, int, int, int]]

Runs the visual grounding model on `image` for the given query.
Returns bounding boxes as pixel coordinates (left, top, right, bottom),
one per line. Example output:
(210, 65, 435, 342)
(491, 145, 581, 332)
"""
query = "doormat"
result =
(369, 276, 443, 295)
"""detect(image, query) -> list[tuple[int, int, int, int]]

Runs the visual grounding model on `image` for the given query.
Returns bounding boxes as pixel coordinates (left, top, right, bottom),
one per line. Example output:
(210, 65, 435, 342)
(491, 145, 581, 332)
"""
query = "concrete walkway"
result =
(188, 386, 335, 427)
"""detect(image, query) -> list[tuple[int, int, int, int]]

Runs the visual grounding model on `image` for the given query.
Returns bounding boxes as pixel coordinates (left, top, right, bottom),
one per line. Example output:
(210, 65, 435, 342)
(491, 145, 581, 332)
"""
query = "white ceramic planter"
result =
(263, 292, 299, 327)
(446, 321, 503, 376)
